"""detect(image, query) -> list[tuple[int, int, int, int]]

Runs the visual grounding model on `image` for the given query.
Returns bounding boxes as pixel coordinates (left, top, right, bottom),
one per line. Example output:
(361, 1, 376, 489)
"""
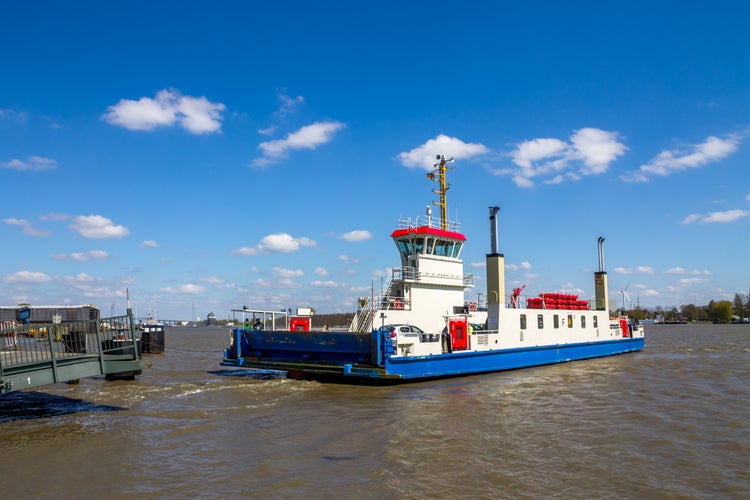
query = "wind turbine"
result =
(620, 281, 632, 311)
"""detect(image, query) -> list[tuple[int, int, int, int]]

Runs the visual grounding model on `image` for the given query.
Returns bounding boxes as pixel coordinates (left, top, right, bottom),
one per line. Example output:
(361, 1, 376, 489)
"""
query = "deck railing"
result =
(0, 313, 140, 371)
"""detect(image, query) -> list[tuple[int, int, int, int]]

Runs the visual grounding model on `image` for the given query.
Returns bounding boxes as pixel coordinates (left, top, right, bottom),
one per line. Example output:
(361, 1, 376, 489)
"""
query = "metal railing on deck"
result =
(0, 313, 140, 371)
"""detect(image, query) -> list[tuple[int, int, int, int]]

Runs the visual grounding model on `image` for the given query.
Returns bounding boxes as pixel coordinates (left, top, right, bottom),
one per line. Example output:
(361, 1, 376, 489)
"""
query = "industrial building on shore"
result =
(0, 304, 100, 324)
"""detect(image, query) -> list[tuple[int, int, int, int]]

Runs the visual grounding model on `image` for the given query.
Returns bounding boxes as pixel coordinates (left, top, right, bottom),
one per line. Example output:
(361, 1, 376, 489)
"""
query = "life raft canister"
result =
(393, 299, 403, 310)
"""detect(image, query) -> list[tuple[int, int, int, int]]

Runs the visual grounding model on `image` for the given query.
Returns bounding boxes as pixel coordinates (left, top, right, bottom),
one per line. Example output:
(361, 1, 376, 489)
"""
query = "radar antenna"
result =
(426, 155, 454, 230)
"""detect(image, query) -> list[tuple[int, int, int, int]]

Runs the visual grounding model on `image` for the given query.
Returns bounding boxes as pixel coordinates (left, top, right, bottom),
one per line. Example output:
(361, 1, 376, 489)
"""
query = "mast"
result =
(427, 155, 454, 230)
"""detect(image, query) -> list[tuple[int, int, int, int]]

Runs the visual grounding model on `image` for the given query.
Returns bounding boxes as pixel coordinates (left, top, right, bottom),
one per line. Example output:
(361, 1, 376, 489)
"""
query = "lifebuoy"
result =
(394, 299, 403, 310)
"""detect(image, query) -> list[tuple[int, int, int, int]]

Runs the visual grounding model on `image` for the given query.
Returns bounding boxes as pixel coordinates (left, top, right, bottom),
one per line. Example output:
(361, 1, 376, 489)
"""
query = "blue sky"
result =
(2, 1, 749, 320)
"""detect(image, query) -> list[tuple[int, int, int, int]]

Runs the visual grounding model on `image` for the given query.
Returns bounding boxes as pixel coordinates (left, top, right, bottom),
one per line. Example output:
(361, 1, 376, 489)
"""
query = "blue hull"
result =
(383, 337, 644, 379)
(222, 328, 644, 382)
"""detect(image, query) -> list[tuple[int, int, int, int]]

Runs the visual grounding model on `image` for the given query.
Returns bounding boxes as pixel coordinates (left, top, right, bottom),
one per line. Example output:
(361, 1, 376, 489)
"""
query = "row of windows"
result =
(396, 237, 463, 259)
(520, 313, 598, 330)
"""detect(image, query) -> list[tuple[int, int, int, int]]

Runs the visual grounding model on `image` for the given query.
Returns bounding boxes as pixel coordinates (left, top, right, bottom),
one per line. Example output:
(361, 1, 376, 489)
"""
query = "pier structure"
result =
(0, 309, 148, 394)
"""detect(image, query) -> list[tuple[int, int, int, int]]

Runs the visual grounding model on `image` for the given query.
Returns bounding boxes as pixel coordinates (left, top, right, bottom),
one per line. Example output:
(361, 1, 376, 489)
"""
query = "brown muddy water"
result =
(1, 324, 748, 499)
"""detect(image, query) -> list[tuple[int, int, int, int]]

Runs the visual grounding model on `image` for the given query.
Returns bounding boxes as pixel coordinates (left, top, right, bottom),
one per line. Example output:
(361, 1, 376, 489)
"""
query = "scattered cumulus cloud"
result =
(664, 267, 687, 275)
(141, 240, 159, 248)
(397, 134, 489, 170)
(681, 209, 749, 224)
(2, 270, 53, 284)
(622, 134, 740, 183)
(501, 128, 626, 188)
(253, 121, 345, 167)
(311, 280, 338, 288)
(314, 267, 328, 276)
(52, 250, 109, 261)
(232, 232, 317, 255)
(102, 88, 226, 134)
(1, 156, 57, 171)
(338, 254, 359, 265)
(274, 267, 304, 278)
(39, 212, 70, 221)
(161, 283, 205, 294)
(0, 108, 28, 123)
(339, 230, 372, 242)
(3, 218, 51, 236)
(505, 261, 532, 271)
(615, 266, 656, 275)
(69, 215, 130, 239)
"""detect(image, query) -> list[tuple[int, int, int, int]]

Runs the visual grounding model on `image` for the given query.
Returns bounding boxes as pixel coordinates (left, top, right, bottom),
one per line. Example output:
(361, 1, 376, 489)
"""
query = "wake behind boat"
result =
(222, 155, 644, 382)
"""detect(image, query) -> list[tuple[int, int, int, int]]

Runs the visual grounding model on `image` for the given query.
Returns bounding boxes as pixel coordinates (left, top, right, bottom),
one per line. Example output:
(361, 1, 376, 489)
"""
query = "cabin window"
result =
(520, 314, 527, 329)
(452, 242, 463, 258)
(567, 315, 573, 328)
(537, 314, 544, 329)
(553, 314, 560, 329)
(434, 240, 445, 256)
(397, 240, 412, 258)
(445, 241, 454, 257)
(581, 316, 586, 328)
(414, 238, 424, 254)
(593, 316, 598, 328)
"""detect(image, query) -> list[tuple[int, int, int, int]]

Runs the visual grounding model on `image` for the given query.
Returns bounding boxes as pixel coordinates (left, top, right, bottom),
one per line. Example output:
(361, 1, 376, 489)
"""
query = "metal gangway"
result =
(0, 309, 148, 394)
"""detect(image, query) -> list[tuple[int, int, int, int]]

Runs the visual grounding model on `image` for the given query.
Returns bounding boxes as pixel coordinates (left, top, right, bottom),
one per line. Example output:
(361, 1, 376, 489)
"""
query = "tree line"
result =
(621, 293, 749, 324)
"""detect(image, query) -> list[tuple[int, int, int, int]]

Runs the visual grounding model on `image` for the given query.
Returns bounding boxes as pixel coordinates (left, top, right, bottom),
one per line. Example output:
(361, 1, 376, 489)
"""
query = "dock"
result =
(1, 310, 148, 394)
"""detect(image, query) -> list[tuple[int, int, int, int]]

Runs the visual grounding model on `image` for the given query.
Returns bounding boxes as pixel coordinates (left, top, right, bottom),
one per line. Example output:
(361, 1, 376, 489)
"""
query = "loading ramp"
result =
(1, 310, 148, 394)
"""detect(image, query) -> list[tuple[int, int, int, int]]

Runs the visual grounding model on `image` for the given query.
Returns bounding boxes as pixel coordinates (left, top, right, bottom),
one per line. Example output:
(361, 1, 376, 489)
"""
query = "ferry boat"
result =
(222, 156, 645, 382)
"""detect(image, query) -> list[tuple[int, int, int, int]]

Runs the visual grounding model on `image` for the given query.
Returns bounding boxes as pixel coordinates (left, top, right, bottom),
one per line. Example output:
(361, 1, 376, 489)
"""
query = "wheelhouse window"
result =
(452, 242, 463, 258)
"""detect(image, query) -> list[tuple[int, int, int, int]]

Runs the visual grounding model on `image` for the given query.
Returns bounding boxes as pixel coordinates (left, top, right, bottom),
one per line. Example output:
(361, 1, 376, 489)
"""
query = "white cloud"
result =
(102, 89, 226, 134)
(69, 215, 130, 239)
(505, 261, 532, 271)
(338, 254, 359, 265)
(0, 108, 28, 123)
(39, 212, 70, 221)
(637, 266, 655, 274)
(339, 230, 372, 242)
(314, 267, 328, 276)
(232, 232, 317, 255)
(3, 270, 53, 283)
(161, 283, 205, 294)
(622, 134, 740, 183)
(679, 277, 709, 286)
(3, 218, 51, 236)
(511, 138, 567, 169)
(311, 280, 339, 288)
(141, 240, 159, 248)
(571, 128, 628, 175)
(504, 128, 625, 188)
(664, 267, 687, 275)
(614, 267, 634, 274)
(1, 156, 57, 171)
(52, 250, 110, 261)
(274, 267, 304, 278)
(253, 121, 345, 166)
(681, 209, 749, 224)
(397, 134, 489, 170)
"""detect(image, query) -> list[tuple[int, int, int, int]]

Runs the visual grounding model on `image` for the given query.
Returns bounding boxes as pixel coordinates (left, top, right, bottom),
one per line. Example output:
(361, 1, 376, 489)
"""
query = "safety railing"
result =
(0, 312, 140, 371)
